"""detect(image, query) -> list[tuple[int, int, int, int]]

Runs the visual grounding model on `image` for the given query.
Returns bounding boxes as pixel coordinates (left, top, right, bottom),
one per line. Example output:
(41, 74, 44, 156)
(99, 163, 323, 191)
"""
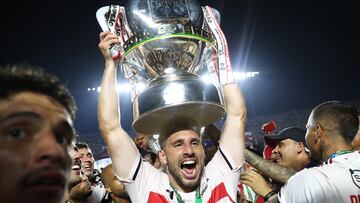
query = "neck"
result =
(168, 172, 196, 193)
(296, 153, 311, 171)
(170, 179, 196, 193)
(321, 142, 353, 161)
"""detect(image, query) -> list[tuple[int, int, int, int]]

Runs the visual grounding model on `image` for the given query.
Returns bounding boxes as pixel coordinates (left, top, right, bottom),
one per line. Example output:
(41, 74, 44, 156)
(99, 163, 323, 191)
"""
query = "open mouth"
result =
(72, 164, 81, 171)
(23, 171, 66, 193)
(180, 160, 197, 179)
(274, 155, 282, 163)
(82, 164, 92, 171)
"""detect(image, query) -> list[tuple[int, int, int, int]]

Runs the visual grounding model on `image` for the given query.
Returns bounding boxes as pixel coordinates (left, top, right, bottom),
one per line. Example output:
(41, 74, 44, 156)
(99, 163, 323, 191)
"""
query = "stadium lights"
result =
(233, 71, 259, 80)
(87, 71, 259, 92)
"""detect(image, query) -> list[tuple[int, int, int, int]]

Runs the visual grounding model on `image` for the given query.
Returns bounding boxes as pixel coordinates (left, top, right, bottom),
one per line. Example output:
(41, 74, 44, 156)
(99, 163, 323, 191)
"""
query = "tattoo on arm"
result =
(245, 149, 296, 184)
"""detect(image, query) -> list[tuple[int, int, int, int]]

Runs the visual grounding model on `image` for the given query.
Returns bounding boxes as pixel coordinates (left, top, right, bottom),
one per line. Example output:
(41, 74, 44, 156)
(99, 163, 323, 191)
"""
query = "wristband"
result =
(264, 190, 277, 201)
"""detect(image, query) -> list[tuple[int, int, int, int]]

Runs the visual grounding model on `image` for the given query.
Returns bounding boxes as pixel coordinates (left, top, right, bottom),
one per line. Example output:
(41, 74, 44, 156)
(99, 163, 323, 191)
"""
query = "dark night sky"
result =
(1, 0, 359, 134)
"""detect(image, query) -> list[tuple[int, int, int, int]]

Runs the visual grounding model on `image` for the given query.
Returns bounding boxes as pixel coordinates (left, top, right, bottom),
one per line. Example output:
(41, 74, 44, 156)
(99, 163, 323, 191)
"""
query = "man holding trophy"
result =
(97, 0, 246, 202)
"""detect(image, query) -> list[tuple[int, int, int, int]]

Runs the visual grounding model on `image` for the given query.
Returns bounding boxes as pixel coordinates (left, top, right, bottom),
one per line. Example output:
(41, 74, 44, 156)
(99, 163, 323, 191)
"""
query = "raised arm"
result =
(98, 32, 139, 179)
(245, 149, 296, 184)
(219, 83, 247, 166)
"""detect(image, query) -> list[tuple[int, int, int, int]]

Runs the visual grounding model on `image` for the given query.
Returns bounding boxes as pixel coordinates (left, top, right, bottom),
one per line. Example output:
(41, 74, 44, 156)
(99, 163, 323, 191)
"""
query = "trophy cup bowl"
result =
(97, 0, 226, 134)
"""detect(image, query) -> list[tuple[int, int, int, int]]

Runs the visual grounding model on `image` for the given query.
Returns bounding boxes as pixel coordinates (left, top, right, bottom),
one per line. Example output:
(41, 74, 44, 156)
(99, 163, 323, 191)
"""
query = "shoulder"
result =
(279, 167, 329, 202)
(284, 167, 328, 187)
(206, 148, 242, 172)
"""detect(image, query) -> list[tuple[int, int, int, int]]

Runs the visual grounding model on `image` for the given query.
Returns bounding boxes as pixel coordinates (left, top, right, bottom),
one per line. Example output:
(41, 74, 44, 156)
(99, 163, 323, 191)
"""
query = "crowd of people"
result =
(0, 31, 359, 203)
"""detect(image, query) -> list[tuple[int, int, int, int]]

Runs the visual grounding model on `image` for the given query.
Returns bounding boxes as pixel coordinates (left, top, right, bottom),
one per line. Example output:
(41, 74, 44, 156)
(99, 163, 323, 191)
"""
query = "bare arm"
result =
(98, 32, 139, 179)
(245, 149, 296, 184)
(219, 83, 247, 166)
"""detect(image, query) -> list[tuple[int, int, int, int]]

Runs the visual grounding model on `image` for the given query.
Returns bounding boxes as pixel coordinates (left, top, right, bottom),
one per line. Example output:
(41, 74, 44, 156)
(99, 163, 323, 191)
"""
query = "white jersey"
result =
(121, 147, 242, 203)
(86, 171, 106, 203)
(86, 184, 106, 203)
(279, 150, 360, 203)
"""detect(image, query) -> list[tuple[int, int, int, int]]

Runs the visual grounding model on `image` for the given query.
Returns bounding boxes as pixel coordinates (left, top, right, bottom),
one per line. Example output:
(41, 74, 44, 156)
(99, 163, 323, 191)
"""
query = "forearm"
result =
(219, 83, 247, 166)
(98, 61, 121, 133)
(98, 60, 139, 179)
(245, 149, 296, 184)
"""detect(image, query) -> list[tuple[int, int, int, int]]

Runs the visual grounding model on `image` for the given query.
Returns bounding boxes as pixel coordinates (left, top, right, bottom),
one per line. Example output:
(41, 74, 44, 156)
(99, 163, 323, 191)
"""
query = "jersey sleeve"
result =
(205, 147, 242, 201)
(119, 155, 168, 202)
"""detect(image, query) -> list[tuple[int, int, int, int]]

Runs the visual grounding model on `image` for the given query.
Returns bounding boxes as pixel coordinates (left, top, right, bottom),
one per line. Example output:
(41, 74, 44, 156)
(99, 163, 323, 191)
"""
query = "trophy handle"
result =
(202, 6, 234, 85)
(96, 5, 133, 61)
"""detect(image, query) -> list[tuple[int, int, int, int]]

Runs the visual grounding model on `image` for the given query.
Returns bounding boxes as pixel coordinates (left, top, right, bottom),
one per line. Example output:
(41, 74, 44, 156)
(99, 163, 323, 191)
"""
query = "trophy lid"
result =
(125, 0, 203, 35)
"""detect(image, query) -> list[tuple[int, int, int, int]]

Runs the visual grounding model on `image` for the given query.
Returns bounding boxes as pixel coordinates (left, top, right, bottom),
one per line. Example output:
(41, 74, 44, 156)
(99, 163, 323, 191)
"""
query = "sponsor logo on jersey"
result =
(350, 169, 360, 189)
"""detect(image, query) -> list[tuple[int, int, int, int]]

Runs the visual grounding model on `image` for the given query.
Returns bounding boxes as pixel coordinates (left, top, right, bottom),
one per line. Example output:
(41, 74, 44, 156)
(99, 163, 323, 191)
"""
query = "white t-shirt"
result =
(86, 184, 106, 203)
(121, 147, 242, 203)
(279, 151, 360, 203)
(86, 171, 106, 203)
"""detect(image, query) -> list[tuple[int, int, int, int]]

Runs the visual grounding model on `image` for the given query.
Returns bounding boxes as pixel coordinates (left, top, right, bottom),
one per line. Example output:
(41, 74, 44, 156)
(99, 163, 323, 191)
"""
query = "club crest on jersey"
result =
(200, 178, 209, 196)
(350, 169, 360, 189)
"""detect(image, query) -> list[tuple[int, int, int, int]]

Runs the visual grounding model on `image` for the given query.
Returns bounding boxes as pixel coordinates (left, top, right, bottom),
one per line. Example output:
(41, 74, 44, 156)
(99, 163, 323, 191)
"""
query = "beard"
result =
(167, 159, 204, 192)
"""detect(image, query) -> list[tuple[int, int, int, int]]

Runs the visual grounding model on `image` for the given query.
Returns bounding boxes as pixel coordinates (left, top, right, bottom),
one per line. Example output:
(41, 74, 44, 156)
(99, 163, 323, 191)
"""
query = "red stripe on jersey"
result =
(208, 182, 235, 203)
(147, 191, 168, 203)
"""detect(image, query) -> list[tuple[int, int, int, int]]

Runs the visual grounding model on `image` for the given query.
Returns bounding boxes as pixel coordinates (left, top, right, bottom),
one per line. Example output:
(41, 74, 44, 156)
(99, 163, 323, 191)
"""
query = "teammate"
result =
(98, 31, 247, 202)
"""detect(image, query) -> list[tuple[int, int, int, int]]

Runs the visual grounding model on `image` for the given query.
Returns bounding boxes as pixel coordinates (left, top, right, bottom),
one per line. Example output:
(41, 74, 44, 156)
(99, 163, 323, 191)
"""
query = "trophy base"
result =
(133, 101, 224, 135)
(132, 77, 225, 135)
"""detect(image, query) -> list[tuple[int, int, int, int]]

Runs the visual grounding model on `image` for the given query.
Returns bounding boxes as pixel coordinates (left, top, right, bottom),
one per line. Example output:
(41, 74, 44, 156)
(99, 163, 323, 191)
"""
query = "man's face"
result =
(78, 147, 95, 177)
(103, 166, 127, 198)
(0, 92, 74, 203)
(69, 148, 81, 185)
(305, 112, 321, 161)
(272, 139, 300, 170)
(161, 130, 205, 192)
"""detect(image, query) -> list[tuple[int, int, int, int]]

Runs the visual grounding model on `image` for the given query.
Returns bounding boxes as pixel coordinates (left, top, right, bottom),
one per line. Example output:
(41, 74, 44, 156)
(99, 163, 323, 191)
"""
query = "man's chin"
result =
(83, 170, 93, 177)
(180, 179, 199, 191)
(22, 192, 64, 203)
(178, 173, 201, 190)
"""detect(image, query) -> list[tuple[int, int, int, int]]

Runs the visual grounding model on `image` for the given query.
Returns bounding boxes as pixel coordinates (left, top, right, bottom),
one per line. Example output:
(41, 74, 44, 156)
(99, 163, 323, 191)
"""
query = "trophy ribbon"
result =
(203, 6, 234, 85)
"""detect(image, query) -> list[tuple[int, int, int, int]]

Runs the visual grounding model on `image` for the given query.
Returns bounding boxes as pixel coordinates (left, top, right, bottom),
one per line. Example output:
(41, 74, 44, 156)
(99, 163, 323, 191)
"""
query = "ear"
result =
(315, 123, 324, 141)
(297, 142, 304, 154)
(158, 149, 168, 166)
(104, 184, 112, 193)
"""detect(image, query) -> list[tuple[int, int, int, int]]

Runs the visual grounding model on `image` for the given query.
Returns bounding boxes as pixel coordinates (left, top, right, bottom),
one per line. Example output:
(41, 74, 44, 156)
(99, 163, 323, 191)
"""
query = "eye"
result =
(174, 143, 182, 147)
(192, 141, 200, 146)
(55, 134, 69, 145)
(5, 128, 28, 139)
(53, 121, 75, 146)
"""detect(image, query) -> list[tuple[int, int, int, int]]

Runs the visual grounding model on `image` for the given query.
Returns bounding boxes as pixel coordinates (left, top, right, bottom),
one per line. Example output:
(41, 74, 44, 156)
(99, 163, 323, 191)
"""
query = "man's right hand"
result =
(98, 32, 119, 62)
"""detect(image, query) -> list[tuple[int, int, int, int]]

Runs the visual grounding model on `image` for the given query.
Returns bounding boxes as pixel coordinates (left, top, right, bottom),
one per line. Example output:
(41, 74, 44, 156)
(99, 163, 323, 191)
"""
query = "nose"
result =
(272, 146, 279, 154)
(82, 155, 91, 163)
(183, 143, 195, 156)
(34, 130, 66, 164)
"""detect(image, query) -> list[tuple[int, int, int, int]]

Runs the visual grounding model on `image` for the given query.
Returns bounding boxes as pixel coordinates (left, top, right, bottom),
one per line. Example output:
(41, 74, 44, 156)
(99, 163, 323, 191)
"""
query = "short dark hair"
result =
(158, 117, 201, 149)
(0, 65, 77, 120)
(312, 101, 359, 143)
(76, 142, 91, 150)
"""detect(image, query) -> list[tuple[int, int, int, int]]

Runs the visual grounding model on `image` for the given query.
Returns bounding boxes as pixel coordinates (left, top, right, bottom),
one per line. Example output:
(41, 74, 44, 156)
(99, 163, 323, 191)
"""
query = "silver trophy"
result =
(97, 0, 234, 135)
